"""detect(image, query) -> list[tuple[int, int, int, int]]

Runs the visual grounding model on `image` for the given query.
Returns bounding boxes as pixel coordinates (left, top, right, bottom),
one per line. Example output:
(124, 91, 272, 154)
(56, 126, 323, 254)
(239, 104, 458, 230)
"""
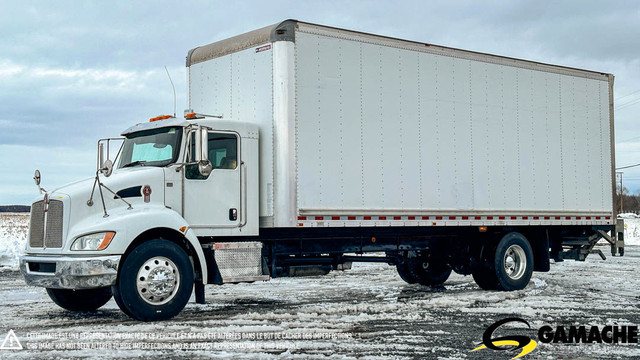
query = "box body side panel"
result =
(294, 31, 613, 216)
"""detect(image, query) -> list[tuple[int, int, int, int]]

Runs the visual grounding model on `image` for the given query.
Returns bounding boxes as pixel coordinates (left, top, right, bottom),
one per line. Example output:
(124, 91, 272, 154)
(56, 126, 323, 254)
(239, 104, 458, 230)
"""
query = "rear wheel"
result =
(396, 253, 452, 286)
(113, 239, 194, 321)
(396, 262, 418, 284)
(472, 233, 533, 291)
(471, 266, 500, 290)
(46, 287, 112, 311)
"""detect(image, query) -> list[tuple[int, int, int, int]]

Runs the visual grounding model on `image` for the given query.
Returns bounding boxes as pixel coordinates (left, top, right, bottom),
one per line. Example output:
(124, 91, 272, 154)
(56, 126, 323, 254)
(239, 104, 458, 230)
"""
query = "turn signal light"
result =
(97, 232, 116, 250)
(149, 115, 172, 122)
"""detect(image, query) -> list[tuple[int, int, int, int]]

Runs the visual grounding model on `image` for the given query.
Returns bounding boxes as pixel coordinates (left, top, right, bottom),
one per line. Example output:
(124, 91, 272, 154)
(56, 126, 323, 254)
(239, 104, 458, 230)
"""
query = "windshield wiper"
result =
(122, 160, 147, 168)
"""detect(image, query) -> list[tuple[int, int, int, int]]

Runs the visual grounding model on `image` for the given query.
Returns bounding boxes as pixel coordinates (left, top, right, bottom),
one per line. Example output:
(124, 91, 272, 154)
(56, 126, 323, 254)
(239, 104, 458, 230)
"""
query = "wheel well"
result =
(121, 227, 203, 282)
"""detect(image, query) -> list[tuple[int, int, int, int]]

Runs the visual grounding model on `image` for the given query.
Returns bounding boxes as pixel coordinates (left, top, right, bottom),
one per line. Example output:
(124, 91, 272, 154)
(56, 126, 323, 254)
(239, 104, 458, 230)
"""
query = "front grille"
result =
(45, 200, 64, 248)
(29, 201, 45, 247)
(29, 199, 64, 248)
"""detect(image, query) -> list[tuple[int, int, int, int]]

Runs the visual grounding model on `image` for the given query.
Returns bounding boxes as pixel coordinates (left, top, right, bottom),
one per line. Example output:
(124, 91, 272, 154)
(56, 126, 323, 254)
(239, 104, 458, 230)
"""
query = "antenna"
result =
(164, 66, 177, 117)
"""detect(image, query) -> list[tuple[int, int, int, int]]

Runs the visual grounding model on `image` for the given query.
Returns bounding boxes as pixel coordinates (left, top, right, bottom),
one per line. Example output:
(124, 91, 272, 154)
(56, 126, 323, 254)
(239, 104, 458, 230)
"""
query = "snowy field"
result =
(0, 213, 28, 270)
(0, 214, 639, 359)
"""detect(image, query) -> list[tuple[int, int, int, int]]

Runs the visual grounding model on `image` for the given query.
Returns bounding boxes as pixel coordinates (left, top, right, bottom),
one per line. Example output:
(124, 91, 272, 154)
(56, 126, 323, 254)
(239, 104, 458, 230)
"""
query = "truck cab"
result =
(20, 115, 263, 321)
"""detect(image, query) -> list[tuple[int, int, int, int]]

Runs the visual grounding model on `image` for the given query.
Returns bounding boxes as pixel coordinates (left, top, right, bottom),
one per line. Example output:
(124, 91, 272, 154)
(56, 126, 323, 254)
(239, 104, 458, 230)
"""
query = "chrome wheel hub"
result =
(136, 256, 180, 305)
(503, 245, 526, 280)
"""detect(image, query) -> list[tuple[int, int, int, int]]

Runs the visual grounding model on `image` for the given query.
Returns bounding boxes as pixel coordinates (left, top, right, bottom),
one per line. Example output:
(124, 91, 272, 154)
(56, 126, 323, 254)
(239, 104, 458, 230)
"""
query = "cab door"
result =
(183, 130, 241, 234)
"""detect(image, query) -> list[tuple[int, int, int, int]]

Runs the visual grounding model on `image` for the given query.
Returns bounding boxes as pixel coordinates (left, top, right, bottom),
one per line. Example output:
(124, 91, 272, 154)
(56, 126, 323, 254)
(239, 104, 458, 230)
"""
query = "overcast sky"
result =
(1, 1, 639, 205)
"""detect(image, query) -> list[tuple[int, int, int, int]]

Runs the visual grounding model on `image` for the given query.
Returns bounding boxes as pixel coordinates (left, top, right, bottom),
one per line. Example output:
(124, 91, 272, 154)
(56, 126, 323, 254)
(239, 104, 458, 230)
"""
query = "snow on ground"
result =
(622, 218, 640, 245)
(0, 213, 28, 270)
(0, 215, 638, 359)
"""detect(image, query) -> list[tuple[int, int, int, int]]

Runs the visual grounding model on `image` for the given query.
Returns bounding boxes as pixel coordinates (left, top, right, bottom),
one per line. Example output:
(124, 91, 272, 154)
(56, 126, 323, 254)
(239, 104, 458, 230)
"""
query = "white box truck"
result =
(20, 20, 623, 321)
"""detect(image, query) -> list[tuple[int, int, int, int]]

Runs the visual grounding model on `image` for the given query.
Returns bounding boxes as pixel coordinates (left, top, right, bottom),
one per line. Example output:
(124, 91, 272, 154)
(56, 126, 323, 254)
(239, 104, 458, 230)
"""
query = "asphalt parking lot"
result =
(0, 245, 638, 359)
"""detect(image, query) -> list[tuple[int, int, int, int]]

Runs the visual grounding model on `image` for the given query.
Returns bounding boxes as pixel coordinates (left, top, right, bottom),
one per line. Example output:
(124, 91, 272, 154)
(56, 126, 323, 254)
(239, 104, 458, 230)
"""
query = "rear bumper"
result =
(19, 255, 121, 289)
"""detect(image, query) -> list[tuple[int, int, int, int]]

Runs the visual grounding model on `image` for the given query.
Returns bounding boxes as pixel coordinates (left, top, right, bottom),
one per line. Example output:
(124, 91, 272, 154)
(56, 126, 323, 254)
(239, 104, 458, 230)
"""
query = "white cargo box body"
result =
(187, 20, 615, 229)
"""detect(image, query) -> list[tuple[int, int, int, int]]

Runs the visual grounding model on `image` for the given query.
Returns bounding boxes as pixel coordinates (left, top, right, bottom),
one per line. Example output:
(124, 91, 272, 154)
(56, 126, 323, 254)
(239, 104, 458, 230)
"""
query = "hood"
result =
(50, 167, 167, 247)
(52, 166, 166, 207)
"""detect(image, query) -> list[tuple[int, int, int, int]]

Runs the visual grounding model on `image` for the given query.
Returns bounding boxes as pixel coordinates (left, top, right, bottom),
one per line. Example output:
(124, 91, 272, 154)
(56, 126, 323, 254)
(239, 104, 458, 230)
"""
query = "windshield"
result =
(117, 126, 182, 168)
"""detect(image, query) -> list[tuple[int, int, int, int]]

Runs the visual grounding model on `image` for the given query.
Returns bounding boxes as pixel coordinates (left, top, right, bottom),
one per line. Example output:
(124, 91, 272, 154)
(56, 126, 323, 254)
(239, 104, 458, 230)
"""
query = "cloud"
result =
(0, 144, 95, 205)
(1, 1, 640, 203)
(0, 59, 185, 147)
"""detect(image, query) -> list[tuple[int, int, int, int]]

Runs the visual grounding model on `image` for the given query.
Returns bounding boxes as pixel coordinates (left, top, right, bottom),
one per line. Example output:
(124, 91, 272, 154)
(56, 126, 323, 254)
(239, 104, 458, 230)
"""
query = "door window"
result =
(186, 132, 238, 180)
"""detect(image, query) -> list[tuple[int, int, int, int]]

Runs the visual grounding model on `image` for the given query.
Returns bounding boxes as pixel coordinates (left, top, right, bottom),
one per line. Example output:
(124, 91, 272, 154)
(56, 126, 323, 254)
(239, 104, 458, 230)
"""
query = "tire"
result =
(46, 287, 112, 311)
(113, 239, 194, 321)
(471, 266, 500, 290)
(111, 285, 134, 318)
(619, 247, 624, 256)
(414, 261, 452, 286)
(396, 262, 418, 284)
(397, 256, 452, 286)
(472, 233, 534, 291)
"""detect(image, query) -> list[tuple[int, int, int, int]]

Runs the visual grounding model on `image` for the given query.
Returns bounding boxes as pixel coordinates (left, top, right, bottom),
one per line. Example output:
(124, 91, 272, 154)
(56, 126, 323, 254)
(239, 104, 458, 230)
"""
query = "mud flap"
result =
(532, 233, 550, 272)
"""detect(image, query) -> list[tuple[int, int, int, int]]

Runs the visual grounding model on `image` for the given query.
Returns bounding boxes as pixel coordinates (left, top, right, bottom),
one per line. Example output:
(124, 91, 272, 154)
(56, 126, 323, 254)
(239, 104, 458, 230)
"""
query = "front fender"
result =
(67, 206, 208, 284)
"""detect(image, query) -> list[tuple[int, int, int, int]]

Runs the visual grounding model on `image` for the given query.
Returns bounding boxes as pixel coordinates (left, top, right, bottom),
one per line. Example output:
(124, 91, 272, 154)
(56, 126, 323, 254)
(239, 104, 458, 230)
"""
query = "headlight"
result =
(70, 232, 115, 251)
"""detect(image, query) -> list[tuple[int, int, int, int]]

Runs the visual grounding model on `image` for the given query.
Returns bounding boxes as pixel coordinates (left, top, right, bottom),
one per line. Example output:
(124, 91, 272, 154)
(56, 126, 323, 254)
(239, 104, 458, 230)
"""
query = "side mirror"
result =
(33, 169, 41, 186)
(101, 159, 114, 177)
(96, 138, 123, 172)
(33, 169, 47, 194)
(195, 127, 212, 176)
(198, 160, 212, 177)
(98, 142, 106, 169)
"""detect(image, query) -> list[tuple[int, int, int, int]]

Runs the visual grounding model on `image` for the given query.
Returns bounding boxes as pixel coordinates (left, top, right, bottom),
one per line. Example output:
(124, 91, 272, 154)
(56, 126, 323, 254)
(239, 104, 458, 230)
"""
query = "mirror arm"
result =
(87, 176, 98, 207)
(95, 170, 109, 217)
(100, 182, 133, 210)
(87, 169, 132, 214)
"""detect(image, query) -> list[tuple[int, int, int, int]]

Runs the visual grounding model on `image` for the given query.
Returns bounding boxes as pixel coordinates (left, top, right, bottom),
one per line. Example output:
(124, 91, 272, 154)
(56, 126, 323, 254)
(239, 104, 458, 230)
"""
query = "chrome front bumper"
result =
(19, 255, 121, 289)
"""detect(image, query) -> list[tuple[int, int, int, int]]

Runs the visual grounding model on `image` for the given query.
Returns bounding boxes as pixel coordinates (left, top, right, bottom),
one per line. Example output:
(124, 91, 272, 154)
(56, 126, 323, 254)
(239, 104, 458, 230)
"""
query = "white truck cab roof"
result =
(121, 117, 259, 139)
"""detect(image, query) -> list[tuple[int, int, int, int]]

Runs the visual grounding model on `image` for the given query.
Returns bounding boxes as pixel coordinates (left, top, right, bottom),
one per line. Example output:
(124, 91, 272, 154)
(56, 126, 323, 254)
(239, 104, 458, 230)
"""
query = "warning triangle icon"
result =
(0, 329, 23, 350)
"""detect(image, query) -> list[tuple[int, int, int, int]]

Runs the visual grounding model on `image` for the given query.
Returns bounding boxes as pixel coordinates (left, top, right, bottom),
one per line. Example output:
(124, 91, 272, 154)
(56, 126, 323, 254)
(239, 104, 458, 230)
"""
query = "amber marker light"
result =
(478, 226, 488, 232)
(97, 232, 116, 250)
(149, 115, 172, 122)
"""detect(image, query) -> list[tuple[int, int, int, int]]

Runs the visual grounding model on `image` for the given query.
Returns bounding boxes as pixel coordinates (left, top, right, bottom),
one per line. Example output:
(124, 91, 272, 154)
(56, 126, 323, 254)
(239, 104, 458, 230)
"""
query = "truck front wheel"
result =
(472, 233, 533, 291)
(113, 239, 194, 321)
(46, 287, 112, 311)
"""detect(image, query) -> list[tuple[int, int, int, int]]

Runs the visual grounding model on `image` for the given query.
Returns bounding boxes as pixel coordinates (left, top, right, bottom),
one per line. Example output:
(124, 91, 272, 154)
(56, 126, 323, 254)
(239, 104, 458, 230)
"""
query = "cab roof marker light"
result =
(184, 112, 206, 120)
(149, 115, 173, 122)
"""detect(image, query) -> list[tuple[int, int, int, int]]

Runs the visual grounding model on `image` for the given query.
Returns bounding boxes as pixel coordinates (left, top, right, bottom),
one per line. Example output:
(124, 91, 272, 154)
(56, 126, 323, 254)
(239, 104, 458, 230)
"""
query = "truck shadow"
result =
(179, 298, 291, 321)
(397, 285, 448, 301)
